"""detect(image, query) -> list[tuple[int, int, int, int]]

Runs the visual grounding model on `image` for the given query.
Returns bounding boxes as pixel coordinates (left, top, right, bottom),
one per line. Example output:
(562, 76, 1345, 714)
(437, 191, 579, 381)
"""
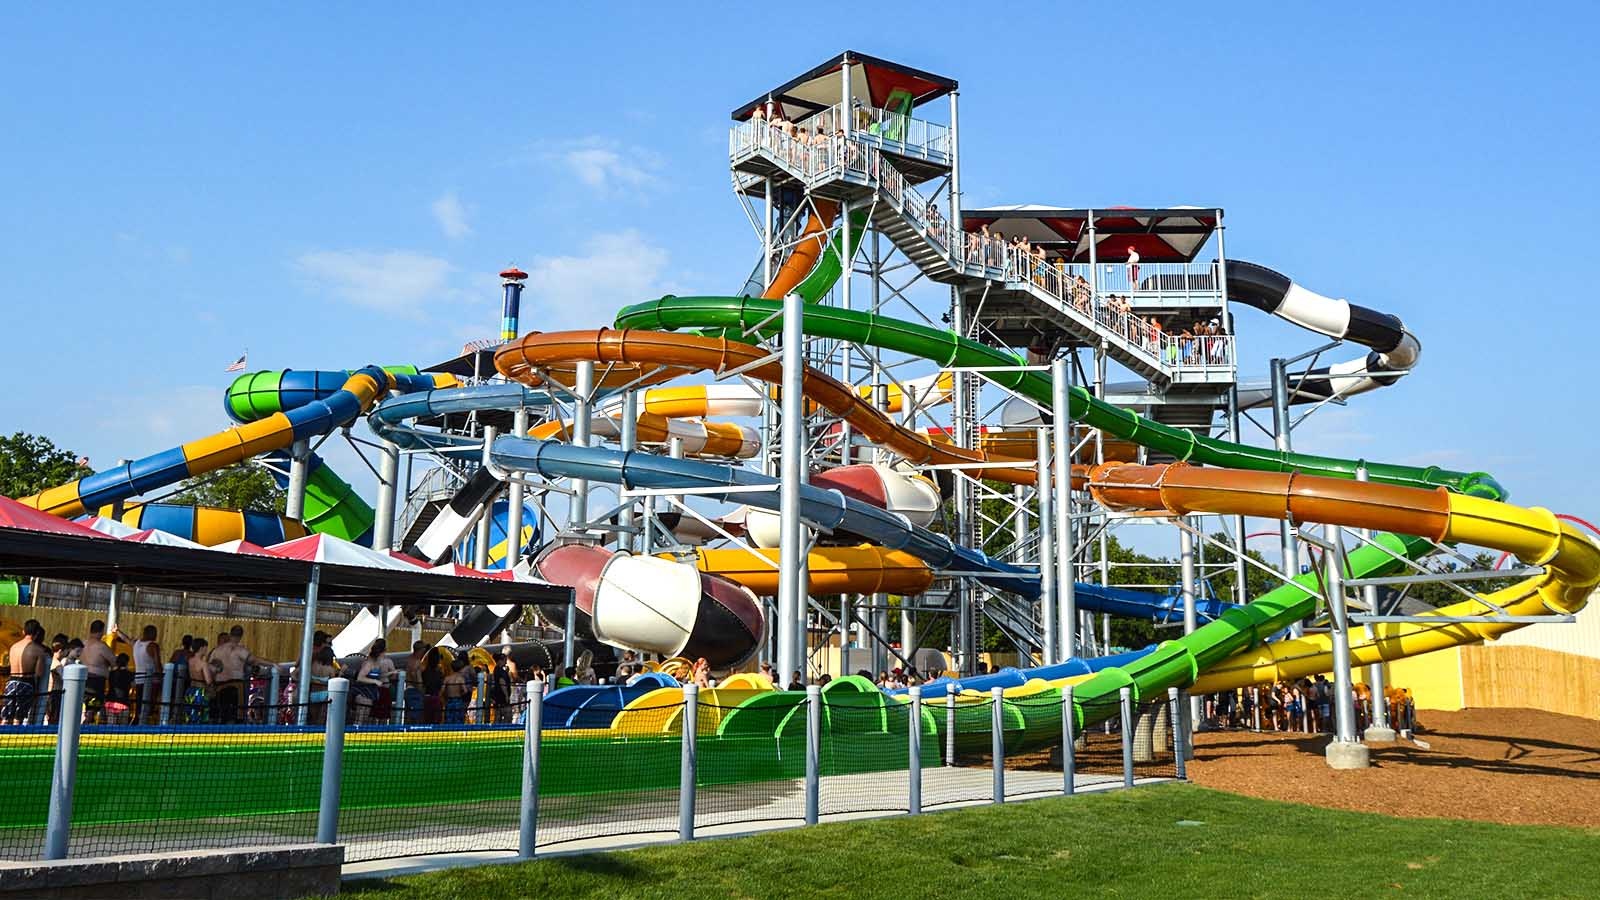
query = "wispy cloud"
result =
(292, 249, 454, 315)
(529, 137, 663, 193)
(524, 230, 671, 328)
(431, 191, 471, 239)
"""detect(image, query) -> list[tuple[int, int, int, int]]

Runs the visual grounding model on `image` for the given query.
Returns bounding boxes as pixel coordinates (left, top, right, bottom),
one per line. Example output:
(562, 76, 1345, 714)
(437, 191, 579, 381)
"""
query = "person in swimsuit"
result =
(404, 641, 428, 725)
(184, 637, 213, 723)
(419, 648, 445, 725)
(3, 622, 48, 725)
(442, 658, 470, 725)
(354, 639, 395, 724)
(120, 624, 162, 724)
(79, 620, 117, 723)
(105, 654, 135, 724)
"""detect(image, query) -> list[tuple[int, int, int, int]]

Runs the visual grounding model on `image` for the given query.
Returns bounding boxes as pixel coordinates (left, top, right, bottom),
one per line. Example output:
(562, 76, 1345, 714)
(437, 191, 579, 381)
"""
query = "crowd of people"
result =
(955, 227, 1233, 368)
(745, 105, 856, 176)
(1, 618, 287, 726)
(5, 619, 1419, 737)
(1197, 676, 1418, 735)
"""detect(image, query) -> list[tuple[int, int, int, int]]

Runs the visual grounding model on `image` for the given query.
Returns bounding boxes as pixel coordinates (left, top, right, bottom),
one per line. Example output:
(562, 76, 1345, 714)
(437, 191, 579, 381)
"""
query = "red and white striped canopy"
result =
(1, 497, 112, 538)
(267, 533, 427, 570)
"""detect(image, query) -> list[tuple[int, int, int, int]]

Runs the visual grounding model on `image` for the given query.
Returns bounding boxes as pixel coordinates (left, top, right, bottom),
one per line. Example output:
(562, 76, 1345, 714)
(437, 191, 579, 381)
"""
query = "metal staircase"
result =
(395, 465, 465, 552)
(732, 127, 1234, 387)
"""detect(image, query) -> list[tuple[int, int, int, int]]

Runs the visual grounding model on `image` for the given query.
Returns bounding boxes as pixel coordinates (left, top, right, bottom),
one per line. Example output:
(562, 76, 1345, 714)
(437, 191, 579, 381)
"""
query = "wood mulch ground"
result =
(1187, 708, 1600, 828)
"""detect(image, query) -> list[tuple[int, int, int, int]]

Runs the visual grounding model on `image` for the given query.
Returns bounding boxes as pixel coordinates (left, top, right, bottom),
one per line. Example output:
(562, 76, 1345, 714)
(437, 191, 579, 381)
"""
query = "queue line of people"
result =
(1199, 676, 1418, 735)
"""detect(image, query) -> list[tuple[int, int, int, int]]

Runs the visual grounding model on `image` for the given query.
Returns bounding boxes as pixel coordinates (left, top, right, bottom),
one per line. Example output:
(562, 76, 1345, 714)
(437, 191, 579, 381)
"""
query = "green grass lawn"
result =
(340, 783, 1600, 899)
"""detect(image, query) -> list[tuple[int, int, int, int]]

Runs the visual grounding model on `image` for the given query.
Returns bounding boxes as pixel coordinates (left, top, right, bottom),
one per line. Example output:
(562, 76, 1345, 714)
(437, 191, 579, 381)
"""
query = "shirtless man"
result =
(3, 622, 49, 725)
(211, 626, 260, 724)
(441, 659, 470, 724)
(79, 620, 117, 722)
(404, 641, 428, 724)
(208, 632, 241, 724)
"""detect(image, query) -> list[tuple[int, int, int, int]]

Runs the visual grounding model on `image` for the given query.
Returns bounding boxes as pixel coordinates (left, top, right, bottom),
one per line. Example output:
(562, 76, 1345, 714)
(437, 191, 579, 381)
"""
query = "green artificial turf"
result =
(341, 783, 1600, 899)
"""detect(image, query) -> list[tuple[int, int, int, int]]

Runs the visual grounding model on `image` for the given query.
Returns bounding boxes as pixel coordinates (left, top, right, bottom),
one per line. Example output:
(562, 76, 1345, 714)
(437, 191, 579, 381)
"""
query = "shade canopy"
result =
(959, 206, 1220, 263)
(123, 528, 209, 550)
(732, 51, 956, 122)
(268, 533, 426, 570)
(0, 497, 571, 607)
(212, 539, 276, 557)
(82, 516, 141, 538)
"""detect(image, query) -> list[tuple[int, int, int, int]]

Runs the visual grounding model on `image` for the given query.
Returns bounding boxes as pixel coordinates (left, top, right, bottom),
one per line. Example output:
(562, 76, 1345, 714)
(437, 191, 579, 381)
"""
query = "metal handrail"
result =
(395, 463, 465, 543)
(729, 128, 1234, 378)
(872, 153, 1235, 378)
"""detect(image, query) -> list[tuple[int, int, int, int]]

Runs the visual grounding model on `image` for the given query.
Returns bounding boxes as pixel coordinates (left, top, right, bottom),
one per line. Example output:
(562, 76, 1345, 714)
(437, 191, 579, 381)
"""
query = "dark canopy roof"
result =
(959, 206, 1221, 263)
(0, 525, 571, 606)
(732, 51, 957, 122)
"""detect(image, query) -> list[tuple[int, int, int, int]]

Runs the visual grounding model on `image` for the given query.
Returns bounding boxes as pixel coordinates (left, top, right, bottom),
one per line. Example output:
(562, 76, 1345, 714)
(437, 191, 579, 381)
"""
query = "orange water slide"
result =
(1082, 461, 1600, 691)
(495, 328, 1037, 484)
(761, 201, 839, 300)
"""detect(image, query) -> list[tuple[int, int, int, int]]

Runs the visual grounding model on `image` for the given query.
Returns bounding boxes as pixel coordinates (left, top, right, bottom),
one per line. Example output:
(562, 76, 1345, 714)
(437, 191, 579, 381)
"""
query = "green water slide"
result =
(220, 365, 425, 543)
(793, 209, 871, 304)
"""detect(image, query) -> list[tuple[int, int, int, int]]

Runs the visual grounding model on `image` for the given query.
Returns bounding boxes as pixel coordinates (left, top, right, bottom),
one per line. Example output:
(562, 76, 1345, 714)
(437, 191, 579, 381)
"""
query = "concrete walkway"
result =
(343, 766, 1171, 881)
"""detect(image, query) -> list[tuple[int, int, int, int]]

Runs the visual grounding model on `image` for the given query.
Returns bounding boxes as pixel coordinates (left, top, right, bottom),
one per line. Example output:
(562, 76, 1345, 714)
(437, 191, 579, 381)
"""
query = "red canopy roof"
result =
(0, 496, 113, 538)
(732, 51, 956, 122)
(960, 206, 1220, 263)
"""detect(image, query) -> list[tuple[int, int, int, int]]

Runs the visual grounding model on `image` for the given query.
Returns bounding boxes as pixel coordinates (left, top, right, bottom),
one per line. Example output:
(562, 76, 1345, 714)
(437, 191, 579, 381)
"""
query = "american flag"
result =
(224, 352, 248, 373)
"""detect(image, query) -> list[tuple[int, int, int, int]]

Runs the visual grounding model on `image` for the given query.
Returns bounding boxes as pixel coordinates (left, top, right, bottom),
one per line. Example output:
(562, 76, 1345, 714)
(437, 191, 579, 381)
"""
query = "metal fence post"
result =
(1061, 685, 1075, 796)
(1169, 687, 1188, 779)
(476, 671, 489, 725)
(991, 686, 1005, 803)
(519, 682, 542, 858)
(1119, 687, 1135, 789)
(907, 686, 922, 814)
(391, 669, 404, 725)
(43, 664, 86, 860)
(316, 677, 350, 845)
(1178, 689, 1196, 761)
(158, 662, 177, 726)
(679, 683, 697, 841)
(805, 684, 821, 825)
(269, 665, 282, 725)
(944, 688, 957, 766)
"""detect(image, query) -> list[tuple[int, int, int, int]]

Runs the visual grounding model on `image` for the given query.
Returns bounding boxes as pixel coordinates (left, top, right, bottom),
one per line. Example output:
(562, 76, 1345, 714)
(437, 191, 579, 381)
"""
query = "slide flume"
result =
(614, 296, 1504, 499)
(22, 367, 456, 545)
(597, 295, 1597, 738)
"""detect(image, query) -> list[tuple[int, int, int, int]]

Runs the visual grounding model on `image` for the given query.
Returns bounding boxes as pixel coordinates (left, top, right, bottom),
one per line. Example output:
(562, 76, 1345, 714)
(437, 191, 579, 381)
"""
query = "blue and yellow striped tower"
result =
(500, 265, 527, 342)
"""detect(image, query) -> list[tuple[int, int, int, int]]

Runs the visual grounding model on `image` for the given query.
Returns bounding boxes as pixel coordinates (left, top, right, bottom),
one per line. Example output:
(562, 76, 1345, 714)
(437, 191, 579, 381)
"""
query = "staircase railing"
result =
(733, 129, 1235, 379)
(395, 463, 467, 547)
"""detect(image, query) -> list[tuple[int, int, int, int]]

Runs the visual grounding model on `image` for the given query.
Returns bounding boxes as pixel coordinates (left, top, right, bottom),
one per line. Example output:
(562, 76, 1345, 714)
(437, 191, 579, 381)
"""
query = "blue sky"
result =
(2, 3, 1596, 555)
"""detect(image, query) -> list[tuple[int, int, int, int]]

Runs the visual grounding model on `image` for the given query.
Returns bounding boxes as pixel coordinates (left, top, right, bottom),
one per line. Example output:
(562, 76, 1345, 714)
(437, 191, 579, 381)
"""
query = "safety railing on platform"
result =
(11, 667, 1185, 864)
(732, 123, 1236, 380)
(730, 102, 951, 169)
(1088, 260, 1221, 303)
(871, 156, 1234, 378)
